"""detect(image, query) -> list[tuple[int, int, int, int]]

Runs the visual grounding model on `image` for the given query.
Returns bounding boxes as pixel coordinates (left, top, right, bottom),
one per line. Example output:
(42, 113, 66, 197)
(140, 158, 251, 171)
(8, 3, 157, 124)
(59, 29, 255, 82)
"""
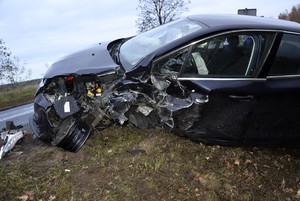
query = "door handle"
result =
(229, 95, 254, 101)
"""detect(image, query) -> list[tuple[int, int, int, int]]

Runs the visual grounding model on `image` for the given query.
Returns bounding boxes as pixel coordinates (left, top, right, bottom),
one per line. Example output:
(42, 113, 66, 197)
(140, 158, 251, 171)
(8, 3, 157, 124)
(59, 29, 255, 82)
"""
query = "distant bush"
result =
(0, 79, 39, 110)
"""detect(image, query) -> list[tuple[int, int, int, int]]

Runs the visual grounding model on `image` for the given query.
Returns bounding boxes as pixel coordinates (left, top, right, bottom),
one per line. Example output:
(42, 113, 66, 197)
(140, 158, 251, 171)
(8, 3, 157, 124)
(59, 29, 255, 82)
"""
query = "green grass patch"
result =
(0, 82, 37, 110)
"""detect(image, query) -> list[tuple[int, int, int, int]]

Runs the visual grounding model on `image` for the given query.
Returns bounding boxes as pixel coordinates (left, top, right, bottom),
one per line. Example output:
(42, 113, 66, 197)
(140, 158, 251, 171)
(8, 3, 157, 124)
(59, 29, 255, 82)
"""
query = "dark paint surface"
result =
(44, 42, 120, 78)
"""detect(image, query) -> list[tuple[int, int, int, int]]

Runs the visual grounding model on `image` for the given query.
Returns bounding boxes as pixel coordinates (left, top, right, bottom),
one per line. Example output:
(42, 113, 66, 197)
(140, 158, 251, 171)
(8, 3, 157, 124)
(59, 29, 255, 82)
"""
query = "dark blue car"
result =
(30, 14, 300, 152)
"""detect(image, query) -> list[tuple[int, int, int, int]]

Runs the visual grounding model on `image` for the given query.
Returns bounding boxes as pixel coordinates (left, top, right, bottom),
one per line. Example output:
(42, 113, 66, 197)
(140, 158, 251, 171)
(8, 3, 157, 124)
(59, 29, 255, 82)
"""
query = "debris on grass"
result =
(126, 149, 146, 155)
(0, 130, 24, 159)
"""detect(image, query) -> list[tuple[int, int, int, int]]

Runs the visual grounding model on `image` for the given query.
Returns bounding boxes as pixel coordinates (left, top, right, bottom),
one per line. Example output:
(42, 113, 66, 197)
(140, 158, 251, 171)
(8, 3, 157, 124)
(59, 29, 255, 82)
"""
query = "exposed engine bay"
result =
(30, 67, 208, 152)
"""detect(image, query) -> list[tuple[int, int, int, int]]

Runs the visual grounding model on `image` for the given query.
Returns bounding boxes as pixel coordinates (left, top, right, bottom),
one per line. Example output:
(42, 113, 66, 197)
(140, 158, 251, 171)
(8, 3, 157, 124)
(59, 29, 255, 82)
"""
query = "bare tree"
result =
(278, 10, 289, 20)
(279, 4, 300, 22)
(0, 39, 31, 84)
(136, 0, 190, 32)
(0, 39, 11, 81)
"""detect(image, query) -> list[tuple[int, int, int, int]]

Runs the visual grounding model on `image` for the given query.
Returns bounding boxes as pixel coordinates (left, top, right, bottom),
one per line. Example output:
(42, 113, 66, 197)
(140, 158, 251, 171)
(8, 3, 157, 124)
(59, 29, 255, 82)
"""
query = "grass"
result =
(1, 125, 300, 200)
(0, 81, 38, 110)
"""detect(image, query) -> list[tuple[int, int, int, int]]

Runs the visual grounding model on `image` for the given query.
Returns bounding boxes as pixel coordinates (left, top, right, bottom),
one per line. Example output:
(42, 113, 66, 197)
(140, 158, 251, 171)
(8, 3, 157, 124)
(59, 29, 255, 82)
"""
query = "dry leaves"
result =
(16, 191, 56, 201)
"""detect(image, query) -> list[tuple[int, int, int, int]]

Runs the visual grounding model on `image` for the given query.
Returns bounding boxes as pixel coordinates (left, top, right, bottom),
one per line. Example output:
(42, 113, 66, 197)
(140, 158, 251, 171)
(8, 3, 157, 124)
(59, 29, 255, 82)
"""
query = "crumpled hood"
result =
(44, 41, 120, 79)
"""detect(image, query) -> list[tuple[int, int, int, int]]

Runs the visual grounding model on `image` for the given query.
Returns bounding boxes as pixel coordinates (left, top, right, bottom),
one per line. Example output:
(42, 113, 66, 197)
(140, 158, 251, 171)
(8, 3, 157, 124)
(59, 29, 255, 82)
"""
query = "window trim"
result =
(267, 74, 300, 79)
(177, 77, 266, 81)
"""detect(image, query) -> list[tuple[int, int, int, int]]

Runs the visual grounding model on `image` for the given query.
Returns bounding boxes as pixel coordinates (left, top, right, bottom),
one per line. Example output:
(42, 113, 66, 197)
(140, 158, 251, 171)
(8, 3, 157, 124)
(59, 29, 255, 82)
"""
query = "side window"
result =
(152, 32, 273, 78)
(269, 34, 300, 76)
(181, 33, 256, 77)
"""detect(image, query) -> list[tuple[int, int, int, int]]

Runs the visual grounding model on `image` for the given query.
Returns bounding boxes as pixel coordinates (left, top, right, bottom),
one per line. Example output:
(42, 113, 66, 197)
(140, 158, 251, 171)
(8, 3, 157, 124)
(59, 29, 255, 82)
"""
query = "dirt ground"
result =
(1, 124, 300, 201)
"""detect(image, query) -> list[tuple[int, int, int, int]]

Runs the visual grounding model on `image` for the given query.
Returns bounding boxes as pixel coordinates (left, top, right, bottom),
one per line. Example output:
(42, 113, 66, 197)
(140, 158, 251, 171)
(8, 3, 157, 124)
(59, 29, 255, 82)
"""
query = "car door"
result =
(152, 31, 276, 146)
(244, 33, 300, 147)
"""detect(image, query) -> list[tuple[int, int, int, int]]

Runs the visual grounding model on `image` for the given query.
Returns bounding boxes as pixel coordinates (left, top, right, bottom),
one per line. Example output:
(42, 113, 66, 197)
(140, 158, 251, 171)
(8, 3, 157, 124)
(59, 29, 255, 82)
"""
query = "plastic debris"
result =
(3, 121, 22, 131)
(126, 149, 146, 155)
(0, 130, 24, 159)
(64, 169, 71, 172)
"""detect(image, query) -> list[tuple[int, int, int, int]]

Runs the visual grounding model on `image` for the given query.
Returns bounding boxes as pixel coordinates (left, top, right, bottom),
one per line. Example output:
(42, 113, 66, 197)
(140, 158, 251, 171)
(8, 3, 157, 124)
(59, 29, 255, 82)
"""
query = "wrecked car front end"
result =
(30, 73, 119, 152)
(30, 41, 127, 152)
(30, 18, 208, 152)
(29, 44, 208, 152)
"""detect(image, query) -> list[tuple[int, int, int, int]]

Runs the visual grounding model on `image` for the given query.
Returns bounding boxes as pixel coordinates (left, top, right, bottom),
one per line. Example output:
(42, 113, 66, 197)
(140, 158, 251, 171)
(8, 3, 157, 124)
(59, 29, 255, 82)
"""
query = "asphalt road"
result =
(0, 103, 34, 130)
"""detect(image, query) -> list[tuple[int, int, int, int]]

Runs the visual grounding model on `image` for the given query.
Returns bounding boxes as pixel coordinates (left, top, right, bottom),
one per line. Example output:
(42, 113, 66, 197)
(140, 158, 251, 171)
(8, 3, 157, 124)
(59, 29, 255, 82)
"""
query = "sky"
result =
(0, 0, 299, 80)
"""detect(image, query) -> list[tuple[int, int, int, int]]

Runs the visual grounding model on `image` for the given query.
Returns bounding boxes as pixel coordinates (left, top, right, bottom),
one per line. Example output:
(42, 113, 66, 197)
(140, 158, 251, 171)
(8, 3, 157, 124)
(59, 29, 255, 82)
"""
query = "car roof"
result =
(188, 14, 300, 32)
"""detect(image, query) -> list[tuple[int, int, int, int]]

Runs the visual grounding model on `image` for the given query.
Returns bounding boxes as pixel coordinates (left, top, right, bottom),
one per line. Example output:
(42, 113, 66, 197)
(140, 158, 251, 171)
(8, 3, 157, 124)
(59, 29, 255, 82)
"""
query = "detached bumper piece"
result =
(0, 130, 24, 159)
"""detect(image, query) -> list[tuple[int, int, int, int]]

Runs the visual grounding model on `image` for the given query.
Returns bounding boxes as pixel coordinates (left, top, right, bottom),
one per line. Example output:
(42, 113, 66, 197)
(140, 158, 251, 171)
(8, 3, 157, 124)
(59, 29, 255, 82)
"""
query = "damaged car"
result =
(30, 14, 300, 152)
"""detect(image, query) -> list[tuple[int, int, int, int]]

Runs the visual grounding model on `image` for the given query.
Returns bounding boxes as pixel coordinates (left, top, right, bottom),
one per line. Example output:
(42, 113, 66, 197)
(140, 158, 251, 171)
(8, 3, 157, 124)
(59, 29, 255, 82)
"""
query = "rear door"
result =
(244, 33, 300, 147)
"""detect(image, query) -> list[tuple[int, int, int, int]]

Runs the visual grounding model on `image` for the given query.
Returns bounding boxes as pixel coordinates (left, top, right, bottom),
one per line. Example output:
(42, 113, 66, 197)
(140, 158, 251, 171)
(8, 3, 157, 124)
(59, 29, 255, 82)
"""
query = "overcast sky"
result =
(0, 0, 299, 80)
